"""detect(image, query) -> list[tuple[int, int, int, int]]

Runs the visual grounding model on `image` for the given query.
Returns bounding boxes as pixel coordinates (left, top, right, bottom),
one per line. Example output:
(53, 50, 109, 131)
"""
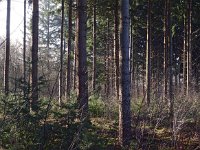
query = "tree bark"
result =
(163, 0, 168, 100)
(77, 0, 88, 118)
(186, 0, 192, 96)
(23, 0, 27, 99)
(114, 0, 120, 100)
(92, 0, 97, 91)
(59, 0, 65, 106)
(4, 0, 11, 96)
(31, 0, 39, 110)
(168, 0, 174, 127)
(66, 0, 73, 98)
(146, 0, 152, 106)
(119, 0, 131, 147)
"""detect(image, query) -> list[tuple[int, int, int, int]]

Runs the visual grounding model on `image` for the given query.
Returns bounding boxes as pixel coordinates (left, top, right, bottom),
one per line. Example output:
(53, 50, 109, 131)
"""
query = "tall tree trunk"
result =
(77, 0, 88, 118)
(92, 0, 97, 91)
(66, 0, 73, 98)
(73, 8, 78, 93)
(31, 0, 39, 110)
(46, 0, 50, 70)
(4, 0, 11, 96)
(168, 0, 174, 127)
(183, 15, 187, 94)
(119, 0, 131, 147)
(105, 18, 110, 98)
(146, 0, 152, 106)
(186, 0, 192, 96)
(130, 15, 135, 97)
(59, 0, 65, 106)
(114, 0, 120, 100)
(163, 0, 169, 100)
(23, 0, 27, 99)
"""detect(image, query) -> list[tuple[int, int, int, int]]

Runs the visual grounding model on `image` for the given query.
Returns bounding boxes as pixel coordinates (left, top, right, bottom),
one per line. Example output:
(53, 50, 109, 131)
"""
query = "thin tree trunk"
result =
(183, 14, 187, 94)
(168, 0, 174, 127)
(67, 0, 73, 98)
(4, 0, 11, 96)
(59, 0, 65, 106)
(186, 0, 192, 96)
(105, 18, 110, 98)
(114, 0, 120, 100)
(31, 0, 39, 110)
(23, 0, 27, 100)
(163, 0, 169, 100)
(92, 0, 97, 91)
(119, 0, 131, 147)
(46, 0, 50, 70)
(73, 13, 78, 92)
(146, 0, 152, 106)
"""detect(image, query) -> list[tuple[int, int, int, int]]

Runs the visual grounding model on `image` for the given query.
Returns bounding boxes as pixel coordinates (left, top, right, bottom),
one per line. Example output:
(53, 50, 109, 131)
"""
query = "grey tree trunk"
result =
(31, 0, 39, 110)
(77, 0, 88, 118)
(119, 0, 131, 147)
(4, 0, 11, 96)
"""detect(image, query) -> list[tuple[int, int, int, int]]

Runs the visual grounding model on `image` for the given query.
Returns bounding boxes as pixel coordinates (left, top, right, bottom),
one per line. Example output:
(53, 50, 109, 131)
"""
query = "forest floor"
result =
(87, 117, 200, 150)
(1, 96, 200, 149)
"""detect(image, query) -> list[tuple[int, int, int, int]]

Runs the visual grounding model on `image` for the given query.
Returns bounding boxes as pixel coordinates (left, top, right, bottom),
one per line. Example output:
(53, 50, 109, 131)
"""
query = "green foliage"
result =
(89, 95, 106, 117)
(0, 95, 82, 149)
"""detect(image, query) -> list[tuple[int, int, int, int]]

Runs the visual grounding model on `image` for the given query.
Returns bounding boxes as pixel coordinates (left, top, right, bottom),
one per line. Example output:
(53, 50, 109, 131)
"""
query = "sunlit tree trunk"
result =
(119, 0, 131, 147)
(31, 0, 39, 110)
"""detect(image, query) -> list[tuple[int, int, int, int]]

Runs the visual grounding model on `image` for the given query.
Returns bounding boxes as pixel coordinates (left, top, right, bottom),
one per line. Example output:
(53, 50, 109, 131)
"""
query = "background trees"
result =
(0, 0, 200, 149)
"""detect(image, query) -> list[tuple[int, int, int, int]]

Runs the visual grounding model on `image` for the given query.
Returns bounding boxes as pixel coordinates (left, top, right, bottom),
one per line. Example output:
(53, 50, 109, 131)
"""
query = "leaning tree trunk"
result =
(4, 0, 11, 96)
(31, 0, 39, 111)
(77, 0, 88, 118)
(119, 0, 131, 147)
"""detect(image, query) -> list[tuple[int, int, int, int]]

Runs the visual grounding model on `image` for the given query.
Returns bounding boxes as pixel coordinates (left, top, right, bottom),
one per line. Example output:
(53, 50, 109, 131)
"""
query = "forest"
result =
(0, 0, 200, 149)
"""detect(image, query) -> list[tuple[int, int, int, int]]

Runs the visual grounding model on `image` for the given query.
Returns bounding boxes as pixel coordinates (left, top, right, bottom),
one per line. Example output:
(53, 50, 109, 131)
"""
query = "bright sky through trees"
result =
(0, 0, 30, 42)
